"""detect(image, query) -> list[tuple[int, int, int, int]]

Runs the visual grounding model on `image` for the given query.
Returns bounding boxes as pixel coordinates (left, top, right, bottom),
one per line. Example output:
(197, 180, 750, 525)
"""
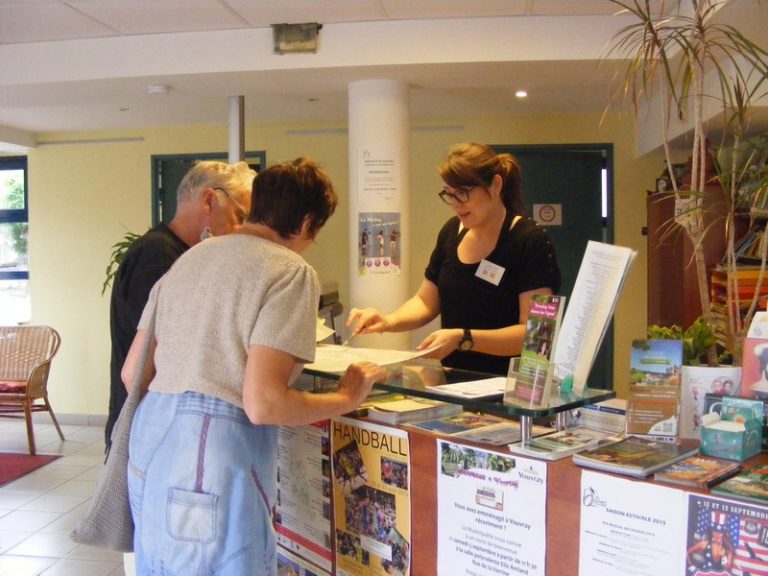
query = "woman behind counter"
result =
(348, 142, 561, 375)
(122, 158, 388, 575)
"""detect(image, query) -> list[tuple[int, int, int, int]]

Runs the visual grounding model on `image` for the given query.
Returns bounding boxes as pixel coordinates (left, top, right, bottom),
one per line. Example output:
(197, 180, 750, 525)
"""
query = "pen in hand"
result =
(341, 327, 361, 347)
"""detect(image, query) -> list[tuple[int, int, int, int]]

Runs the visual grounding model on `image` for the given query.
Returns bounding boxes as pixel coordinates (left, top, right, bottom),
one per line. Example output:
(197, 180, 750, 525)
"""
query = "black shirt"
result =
(425, 212, 561, 375)
(106, 223, 188, 445)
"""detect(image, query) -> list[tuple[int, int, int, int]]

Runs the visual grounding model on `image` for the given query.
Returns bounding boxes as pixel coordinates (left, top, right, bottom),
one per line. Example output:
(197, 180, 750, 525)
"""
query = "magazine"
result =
(408, 412, 552, 446)
(362, 394, 463, 425)
(711, 463, 768, 505)
(653, 455, 741, 488)
(571, 435, 699, 478)
(507, 426, 619, 461)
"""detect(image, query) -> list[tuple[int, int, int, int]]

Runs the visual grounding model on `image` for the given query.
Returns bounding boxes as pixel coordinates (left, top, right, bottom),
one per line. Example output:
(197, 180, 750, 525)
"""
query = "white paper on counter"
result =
(579, 470, 686, 575)
(436, 439, 547, 576)
(306, 343, 439, 373)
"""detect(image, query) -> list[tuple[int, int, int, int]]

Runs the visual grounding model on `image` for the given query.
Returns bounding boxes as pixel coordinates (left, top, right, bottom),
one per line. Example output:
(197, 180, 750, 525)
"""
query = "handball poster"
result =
(331, 416, 412, 576)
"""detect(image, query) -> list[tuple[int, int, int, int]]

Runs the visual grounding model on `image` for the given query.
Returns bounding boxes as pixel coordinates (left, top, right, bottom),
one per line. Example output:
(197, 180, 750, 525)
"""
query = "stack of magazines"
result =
(571, 435, 700, 478)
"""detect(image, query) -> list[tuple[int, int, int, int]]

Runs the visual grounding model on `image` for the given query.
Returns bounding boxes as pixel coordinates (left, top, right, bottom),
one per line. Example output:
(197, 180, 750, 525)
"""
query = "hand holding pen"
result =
(344, 307, 391, 345)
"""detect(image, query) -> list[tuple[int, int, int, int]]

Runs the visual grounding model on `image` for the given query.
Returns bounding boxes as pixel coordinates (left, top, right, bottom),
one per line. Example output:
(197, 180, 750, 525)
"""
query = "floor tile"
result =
(0, 424, 122, 574)
(7, 532, 79, 558)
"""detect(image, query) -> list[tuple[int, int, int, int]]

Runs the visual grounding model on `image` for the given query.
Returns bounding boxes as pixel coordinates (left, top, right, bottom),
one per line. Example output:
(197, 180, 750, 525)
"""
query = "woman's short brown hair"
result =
(250, 157, 338, 239)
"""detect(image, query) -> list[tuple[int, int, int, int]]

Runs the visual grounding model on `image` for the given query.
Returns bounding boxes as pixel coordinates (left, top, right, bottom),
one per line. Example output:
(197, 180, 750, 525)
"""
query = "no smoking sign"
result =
(533, 203, 562, 226)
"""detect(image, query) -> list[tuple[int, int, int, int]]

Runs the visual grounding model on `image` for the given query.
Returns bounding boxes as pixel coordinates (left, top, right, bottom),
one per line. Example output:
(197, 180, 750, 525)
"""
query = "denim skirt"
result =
(128, 391, 278, 576)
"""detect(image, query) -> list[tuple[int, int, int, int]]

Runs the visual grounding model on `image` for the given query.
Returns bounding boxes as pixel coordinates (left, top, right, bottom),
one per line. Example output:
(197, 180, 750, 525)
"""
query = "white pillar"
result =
(228, 95, 244, 163)
(348, 80, 410, 349)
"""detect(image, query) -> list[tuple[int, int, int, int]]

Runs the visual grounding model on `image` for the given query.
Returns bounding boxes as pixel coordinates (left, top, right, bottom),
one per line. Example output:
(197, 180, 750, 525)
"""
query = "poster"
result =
(686, 493, 768, 575)
(358, 148, 401, 210)
(358, 212, 401, 275)
(579, 470, 686, 575)
(331, 417, 411, 576)
(275, 422, 333, 572)
(436, 439, 547, 576)
(278, 546, 331, 576)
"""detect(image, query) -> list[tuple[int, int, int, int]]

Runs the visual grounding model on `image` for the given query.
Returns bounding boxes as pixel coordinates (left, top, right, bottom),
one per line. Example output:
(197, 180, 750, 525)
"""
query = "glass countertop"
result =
(303, 358, 614, 419)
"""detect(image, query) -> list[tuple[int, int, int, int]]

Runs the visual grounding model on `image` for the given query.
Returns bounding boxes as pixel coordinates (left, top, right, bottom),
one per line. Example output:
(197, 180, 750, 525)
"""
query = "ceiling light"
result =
(148, 84, 170, 95)
(515, 90, 528, 99)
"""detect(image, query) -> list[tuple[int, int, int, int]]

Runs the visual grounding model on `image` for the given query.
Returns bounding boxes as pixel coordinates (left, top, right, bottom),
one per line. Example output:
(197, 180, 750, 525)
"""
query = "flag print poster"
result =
(687, 494, 768, 575)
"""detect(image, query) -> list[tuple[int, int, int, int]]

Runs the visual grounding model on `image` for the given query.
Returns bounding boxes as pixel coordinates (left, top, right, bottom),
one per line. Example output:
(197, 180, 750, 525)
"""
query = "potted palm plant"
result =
(606, 0, 768, 366)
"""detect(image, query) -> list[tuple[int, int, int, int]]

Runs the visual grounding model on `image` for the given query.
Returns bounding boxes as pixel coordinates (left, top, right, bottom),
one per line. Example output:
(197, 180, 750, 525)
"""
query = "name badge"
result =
(476, 259, 505, 286)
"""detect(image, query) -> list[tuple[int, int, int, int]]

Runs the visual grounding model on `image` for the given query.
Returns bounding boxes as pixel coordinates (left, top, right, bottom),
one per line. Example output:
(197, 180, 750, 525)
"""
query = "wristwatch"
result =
(458, 328, 473, 352)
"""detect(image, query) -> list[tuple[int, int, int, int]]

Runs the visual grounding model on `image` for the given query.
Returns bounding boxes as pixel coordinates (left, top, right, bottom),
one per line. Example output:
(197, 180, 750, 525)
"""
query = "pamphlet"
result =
(425, 377, 507, 400)
(626, 339, 683, 439)
(552, 241, 637, 395)
(512, 294, 566, 405)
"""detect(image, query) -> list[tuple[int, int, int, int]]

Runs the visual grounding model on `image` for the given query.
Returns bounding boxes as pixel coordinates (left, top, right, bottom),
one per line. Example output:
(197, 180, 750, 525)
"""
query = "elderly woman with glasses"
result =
(122, 158, 388, 575)
(347, 142, 561, 375)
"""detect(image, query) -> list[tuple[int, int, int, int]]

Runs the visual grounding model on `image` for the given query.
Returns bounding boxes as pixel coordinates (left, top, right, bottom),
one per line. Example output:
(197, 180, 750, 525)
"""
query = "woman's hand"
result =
(338, 361, 389, 406)
(416, 328, 463, 360)
(346, 307, 392, 338)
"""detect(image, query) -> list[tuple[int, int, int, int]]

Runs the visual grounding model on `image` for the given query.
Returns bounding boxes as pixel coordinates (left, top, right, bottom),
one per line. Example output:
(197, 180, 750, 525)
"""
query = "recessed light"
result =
(148, 84, 171, 95)
(515, 90, 528, 99)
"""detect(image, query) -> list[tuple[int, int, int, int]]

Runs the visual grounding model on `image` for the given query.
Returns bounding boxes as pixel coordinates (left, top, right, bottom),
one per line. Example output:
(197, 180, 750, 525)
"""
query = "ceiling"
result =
(0, 0, 765, 153)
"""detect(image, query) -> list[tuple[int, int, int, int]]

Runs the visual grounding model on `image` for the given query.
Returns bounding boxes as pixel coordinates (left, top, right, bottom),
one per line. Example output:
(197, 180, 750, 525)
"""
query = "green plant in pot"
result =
(607, 0, 768, 366)
(101, 230, 140, 296)
(647, 316, 716, 366)
(648, 316, 742, 439)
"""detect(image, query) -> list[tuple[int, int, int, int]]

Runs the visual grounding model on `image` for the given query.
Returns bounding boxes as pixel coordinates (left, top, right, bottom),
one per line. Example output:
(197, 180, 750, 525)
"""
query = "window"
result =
(0, 156, 30, 324)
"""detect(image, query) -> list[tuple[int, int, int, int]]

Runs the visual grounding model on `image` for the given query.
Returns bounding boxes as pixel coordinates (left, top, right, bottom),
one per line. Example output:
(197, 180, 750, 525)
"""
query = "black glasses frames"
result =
(437, 186, 474, 205)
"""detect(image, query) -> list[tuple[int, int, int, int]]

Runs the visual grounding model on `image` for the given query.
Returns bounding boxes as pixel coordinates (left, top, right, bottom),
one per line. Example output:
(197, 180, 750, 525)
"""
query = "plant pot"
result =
(680, 365, 742, 440)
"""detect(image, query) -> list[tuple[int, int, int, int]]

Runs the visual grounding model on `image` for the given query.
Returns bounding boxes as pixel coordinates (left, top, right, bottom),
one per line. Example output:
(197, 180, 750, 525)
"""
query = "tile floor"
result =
(0, 419, 126, 576)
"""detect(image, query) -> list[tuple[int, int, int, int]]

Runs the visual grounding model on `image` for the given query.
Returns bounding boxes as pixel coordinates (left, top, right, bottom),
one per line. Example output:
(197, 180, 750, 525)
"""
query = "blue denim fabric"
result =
(128, 391, 278, 575)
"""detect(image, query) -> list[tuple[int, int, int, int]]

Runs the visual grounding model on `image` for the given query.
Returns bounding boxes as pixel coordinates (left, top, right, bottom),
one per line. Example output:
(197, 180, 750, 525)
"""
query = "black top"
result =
(425, 213, 561, 375)
(106, 223, 188, 445)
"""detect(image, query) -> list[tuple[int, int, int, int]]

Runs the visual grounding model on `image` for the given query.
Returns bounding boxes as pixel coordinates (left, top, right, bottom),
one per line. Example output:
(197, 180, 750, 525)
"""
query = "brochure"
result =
(507, 426, 620, 461)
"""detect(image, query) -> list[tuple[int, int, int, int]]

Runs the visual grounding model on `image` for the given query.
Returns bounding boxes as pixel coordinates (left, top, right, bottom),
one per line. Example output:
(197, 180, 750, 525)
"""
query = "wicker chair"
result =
(0, 325, 64, 455)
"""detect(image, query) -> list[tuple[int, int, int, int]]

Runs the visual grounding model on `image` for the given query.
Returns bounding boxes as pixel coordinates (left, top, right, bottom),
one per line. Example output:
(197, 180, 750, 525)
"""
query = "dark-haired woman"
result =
(348, 143, 561, 375)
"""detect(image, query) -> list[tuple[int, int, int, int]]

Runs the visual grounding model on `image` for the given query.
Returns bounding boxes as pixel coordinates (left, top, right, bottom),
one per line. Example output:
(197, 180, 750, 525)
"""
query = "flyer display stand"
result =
(304, 358, 614, 443)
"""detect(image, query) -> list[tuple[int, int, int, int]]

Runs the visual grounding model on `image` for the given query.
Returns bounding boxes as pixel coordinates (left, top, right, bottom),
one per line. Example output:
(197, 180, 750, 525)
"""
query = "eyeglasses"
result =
(438, 186, 475, 205)
(214, 187, 249, 224)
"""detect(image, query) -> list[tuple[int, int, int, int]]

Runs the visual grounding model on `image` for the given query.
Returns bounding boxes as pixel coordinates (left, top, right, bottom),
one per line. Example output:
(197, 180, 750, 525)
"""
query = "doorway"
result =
(151, 152, 265, 225)
(493, 144, 613, 389)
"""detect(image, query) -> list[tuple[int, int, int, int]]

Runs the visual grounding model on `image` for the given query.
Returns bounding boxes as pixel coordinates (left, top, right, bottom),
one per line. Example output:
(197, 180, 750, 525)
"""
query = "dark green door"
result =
(151, 152, 265, 225)
(494, 144, 613, 389)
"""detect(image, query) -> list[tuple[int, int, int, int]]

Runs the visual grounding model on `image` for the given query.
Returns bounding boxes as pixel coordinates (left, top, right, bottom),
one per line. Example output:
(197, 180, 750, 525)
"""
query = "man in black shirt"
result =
(106, 160, 254, 449)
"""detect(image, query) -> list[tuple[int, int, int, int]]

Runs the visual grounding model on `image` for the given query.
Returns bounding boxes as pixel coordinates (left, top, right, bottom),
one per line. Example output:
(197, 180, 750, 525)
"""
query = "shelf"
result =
(304, 358, 614, 420)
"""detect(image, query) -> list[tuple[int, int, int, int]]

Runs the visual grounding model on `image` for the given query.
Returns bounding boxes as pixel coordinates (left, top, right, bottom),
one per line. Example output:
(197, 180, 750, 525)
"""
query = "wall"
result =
(26, 111, 662, 418)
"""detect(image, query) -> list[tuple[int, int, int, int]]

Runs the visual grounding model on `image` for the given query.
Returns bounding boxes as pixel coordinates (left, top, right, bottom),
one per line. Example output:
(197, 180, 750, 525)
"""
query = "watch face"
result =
(459, 335, 473, 351)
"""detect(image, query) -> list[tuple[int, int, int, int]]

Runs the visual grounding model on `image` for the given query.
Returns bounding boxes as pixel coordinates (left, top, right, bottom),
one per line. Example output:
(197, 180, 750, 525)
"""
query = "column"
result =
(348, 80, 410, 349)
(228, 95, 244, 163)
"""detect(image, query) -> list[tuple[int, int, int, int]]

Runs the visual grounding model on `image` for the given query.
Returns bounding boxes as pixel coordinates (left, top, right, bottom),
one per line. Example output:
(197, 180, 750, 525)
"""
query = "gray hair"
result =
(176, 160, 255, 204)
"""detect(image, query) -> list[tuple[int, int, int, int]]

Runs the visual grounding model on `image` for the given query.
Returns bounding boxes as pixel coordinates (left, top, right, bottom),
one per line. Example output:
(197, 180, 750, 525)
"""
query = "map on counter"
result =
(305, 343, 440, 373)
